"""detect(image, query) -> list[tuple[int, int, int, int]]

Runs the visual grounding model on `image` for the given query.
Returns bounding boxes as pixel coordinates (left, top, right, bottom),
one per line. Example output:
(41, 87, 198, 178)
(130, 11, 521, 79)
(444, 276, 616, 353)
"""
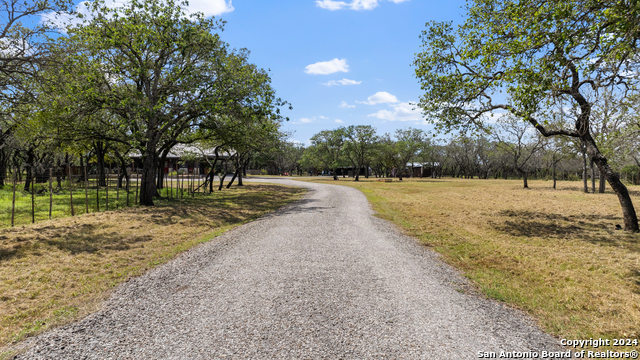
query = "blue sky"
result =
(45, 0, 467, 144)
(208, 0, 468, 144)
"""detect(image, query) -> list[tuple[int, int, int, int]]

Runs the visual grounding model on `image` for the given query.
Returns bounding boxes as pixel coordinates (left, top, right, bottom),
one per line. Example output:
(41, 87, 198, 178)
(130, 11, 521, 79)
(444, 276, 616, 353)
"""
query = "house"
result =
(129, 145, 234, 175)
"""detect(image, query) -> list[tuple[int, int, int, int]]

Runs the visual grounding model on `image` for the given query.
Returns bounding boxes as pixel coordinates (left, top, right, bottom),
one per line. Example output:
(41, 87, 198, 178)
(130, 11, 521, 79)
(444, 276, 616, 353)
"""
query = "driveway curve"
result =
(15, 178, 562, 359)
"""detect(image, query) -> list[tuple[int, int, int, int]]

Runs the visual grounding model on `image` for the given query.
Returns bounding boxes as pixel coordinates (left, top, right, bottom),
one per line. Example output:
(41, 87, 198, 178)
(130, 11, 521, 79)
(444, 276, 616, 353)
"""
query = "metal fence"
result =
(0, 167, 208, 228)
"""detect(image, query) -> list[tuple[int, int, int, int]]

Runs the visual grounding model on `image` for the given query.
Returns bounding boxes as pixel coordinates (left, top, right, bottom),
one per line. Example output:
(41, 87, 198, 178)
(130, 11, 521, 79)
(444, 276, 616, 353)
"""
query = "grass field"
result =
(301, 176, 640, 351)
(0, 177, 207, 228)
(0, 183, 305, 352)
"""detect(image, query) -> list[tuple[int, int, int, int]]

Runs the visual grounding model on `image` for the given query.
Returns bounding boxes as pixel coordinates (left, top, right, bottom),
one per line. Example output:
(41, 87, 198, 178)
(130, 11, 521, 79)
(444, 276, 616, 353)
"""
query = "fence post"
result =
(84, 166, 89, 214)
(116, 168, 120, 208)
(105, 167, 109, 211)
(126, 170, 130, 207)
(49, 168, 53, 220)
(135, 169, 139, 205)
(11, 170, 16, 227)
(68, 165, 74, 216)
(96, 173, 100, 212)
(31, 168, 35, 224)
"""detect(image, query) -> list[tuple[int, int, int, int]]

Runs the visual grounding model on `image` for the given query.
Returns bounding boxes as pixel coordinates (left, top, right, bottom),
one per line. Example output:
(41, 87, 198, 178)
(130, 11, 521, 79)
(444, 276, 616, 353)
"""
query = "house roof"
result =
(129, 145, 235, 159)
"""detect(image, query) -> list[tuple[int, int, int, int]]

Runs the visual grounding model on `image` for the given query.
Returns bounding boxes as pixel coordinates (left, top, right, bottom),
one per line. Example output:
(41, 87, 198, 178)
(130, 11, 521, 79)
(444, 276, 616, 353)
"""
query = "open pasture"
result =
(302, 177, 640, 348)
(0, 183, 305, 351)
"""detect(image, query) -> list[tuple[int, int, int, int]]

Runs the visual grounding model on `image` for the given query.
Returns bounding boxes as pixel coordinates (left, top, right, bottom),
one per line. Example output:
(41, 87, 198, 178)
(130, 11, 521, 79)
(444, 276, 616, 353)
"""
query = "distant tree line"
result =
(285, 119, 640, 194)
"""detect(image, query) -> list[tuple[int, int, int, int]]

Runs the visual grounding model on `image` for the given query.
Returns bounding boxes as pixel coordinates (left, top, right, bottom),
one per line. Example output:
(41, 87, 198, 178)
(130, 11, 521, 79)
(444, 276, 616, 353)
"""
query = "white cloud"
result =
(305, 58, 349, 75)
(358, 91, 399, 105)
(350, 0, 379, 10)
(187, 0, 234, 16)
(315, 0, 349, 10)
(339, 101, 355, 108)
(42, 0, 233, 30)
(322, 78, 361, 86)
(368, 102, 423, 121)
(316, 0, 405, 11)
(335, 119, 344, 123)
(292, 116, 333, 124)
(316, 0, 378, 10)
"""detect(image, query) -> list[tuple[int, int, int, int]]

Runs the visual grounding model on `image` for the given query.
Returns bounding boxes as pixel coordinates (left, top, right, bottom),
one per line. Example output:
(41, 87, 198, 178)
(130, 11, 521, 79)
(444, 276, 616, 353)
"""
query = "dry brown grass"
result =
(301, 177, 640, 350)
(0, 183, 305, 351)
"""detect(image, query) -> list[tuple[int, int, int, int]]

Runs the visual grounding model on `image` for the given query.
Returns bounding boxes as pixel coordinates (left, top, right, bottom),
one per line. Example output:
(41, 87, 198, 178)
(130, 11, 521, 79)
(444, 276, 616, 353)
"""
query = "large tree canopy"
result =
(414, 0, 640, 231)
(50, 0, 285, 205)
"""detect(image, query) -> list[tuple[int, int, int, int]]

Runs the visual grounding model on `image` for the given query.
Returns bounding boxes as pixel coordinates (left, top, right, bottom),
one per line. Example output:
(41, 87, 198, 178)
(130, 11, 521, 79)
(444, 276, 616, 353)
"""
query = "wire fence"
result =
(0, 167, 209, 228)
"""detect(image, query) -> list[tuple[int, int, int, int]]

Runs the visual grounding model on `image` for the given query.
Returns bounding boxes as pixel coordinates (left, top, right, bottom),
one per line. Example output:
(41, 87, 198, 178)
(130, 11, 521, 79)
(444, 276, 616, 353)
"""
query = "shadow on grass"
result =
(145, 185, 306, 226)
(558, 185, 640, 197)
(490, 209, 640, 253)
(0, 185, 306, 263)
(0, 223, 154, 262)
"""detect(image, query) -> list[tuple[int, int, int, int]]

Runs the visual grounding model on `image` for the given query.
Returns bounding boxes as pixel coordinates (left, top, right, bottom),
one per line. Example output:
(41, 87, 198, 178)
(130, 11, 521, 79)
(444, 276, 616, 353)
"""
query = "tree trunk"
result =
(237, 169, 243, 186)
(156, 149, 170, 191)
(237, 157, 250, 187)
(590, 159, 595, 194)
(583, 135, 638, 231)
(55, 158, 62, 189)
(0, 148, 8, 187)
(582, 146, 588, 193)
(139, 147, 158, 206)
(519, 169, 529, 189)
(599, 169, 605, 193)
(552, 161, 557, 189)
(226, 169, 239, 188)
(218, 158, 229, 191)
(23, 147, 35, 192)
(79, 156, 86, 182)
(95, 141, 107, 187)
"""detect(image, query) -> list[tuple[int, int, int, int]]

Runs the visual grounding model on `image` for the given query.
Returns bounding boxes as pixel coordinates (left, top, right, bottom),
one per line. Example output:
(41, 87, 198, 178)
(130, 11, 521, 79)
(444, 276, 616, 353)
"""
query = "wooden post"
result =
(126, 170, 130, 207)
(164, 172, 168, 198)
(116, 170, 120, 208)
(84, 166, 89, 213)
(49, 168, 53, 219)
(135, 169, 139, 205)
(11, 170, 16, 227)
(31, 168, 35, 224)
(105, 167, 109, 210)
(68, 165, 75, 216)
(96, 172, 100, 212)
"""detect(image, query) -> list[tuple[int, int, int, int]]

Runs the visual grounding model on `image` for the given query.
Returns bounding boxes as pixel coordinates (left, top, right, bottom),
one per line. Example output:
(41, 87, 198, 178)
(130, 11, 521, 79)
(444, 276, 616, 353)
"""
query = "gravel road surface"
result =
(14, 178, 562, 359)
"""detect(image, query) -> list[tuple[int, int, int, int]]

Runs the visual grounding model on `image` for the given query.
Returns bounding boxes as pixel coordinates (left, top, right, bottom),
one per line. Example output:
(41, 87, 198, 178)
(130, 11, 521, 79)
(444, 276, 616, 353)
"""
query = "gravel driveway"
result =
(14, 178, 562, 359)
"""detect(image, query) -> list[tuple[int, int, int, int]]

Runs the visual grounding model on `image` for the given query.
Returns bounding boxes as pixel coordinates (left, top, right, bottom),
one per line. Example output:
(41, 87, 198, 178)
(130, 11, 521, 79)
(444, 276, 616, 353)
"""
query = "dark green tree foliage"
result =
(307, 129, 345, 180)
(343, 125, 377, 181)
(53, 0, 284, 205)
(0, 0, 74, 186)
(414, 0, 640, 231)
